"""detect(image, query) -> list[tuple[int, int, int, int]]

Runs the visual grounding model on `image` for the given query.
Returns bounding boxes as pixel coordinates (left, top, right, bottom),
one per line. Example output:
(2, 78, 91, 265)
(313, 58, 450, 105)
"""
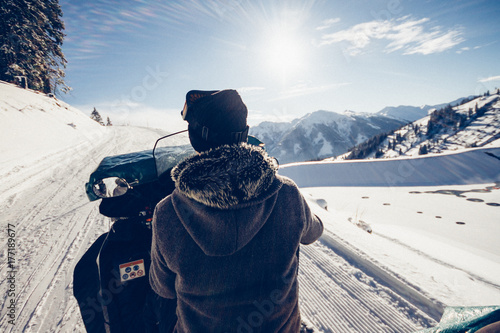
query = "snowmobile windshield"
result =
(85, 131, 266, 202)
(153, 130, 195, 178)
(153, 131, 266, 178)
(85, 131, 194, 202)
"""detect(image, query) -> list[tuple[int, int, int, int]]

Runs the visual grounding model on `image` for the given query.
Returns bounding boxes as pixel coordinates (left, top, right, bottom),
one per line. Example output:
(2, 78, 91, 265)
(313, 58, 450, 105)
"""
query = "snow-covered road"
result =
(0, 125, 442, 332)
(0, 127, 165, 332)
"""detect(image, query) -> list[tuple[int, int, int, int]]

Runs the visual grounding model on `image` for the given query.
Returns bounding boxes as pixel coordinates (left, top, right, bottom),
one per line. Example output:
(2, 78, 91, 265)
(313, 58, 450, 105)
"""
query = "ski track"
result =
(0, 127, 164, 332)
(1, 126, 438, 332)
(298, 242, 435, 332)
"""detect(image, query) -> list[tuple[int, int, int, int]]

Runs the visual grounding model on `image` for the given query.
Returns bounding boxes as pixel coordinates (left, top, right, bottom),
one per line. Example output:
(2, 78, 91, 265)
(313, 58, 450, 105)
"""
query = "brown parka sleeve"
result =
(298, 189, 324, 245)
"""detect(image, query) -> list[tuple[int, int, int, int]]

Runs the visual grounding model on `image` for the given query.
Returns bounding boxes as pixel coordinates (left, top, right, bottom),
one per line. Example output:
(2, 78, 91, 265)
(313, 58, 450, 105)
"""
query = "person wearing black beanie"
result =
(150, 89, 323, 333)
(181, 89, 249, 152)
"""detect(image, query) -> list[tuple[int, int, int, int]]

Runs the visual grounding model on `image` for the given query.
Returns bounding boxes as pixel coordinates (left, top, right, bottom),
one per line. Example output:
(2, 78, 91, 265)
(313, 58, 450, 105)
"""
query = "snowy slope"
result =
(0, 81, 105, 168)
(0, 81, 108, 201)
(1, 83, 498, 333)
(358, 92, 500, 159)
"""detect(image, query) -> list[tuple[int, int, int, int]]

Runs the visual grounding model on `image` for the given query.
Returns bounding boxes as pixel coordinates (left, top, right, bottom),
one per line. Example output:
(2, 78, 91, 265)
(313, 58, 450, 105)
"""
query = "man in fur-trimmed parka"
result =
(149, 89, 323, 333)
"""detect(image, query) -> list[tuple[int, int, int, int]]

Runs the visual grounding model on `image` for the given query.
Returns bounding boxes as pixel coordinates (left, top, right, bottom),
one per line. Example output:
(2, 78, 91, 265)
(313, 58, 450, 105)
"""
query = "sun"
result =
(267, 33, 303, 74)
(259, 21, 307, 81)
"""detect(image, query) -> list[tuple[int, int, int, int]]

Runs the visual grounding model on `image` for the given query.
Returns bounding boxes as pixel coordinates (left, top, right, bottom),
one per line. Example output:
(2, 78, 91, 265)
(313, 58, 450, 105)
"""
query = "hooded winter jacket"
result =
(149, 143, 323, 333)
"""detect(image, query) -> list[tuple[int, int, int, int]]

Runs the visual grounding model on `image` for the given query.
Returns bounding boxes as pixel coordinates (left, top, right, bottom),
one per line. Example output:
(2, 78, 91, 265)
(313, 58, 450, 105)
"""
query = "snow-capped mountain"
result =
(377, 104, 438, 122)
(250, 110, 406, 164)
(346, 91, 500, 159)
(376, 97, 474, 122)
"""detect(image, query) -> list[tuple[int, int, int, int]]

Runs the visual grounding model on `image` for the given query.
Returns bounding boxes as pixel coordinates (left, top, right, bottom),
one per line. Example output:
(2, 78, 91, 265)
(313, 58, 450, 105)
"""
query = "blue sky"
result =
(59, 0, 500, 130)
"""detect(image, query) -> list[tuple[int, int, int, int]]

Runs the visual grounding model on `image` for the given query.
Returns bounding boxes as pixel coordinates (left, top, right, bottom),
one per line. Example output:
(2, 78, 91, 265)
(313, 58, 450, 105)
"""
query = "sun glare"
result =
(259, 20, 307, 81)
(267, 33, 303, 75)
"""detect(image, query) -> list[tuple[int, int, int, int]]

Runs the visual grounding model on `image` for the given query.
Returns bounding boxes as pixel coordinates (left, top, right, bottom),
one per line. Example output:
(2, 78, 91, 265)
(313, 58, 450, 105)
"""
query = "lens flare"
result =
(263, 29, 305, 79)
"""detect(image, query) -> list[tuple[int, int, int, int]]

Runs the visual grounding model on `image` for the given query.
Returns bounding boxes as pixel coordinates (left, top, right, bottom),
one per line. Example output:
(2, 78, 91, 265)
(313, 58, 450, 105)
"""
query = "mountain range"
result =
(250, 111, 405, 164)
(249, 94, 499, 164)
(345, 91, 500, 160)
(375, 96, 474, 122)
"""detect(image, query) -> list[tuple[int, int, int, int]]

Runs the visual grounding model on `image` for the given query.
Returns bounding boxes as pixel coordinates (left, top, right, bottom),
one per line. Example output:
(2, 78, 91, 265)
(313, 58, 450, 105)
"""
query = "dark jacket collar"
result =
(171, 143, 278, 209)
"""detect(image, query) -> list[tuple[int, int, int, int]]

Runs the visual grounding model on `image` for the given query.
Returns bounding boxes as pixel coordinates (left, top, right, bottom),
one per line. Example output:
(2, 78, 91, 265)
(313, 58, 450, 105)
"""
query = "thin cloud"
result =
(248, 111, 296, 125)
(478, 76, 500, 83)
(316, 18, 341, 31)
(271, 82, 351, 102)
(403, 30, 464, 55)
(319, 16, 464, 56)
(237, 86, 266, 93)
(457, 41, 496, 54)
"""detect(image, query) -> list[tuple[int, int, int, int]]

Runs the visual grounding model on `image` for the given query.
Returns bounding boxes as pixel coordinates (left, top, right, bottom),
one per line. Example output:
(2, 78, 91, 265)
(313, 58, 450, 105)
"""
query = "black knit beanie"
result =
(182, 90, 249, 152)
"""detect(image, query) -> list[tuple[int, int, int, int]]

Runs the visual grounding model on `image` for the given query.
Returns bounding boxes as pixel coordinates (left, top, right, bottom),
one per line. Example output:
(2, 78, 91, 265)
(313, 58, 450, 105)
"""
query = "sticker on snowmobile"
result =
(119, 259, 145, 282)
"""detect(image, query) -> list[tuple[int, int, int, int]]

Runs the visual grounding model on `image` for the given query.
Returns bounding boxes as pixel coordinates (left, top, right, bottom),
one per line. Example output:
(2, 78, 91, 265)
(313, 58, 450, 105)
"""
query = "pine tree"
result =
(0, 0, 68, 94)
(419, 145, 428, 155)
(90, 108, 104, 126)
(106, 116, 112, 126)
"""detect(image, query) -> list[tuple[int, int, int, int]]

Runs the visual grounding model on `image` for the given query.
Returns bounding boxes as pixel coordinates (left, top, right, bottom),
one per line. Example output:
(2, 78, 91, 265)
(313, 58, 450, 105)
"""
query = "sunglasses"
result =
(181, 101, 188, 120)
(180, 90, 219, 121)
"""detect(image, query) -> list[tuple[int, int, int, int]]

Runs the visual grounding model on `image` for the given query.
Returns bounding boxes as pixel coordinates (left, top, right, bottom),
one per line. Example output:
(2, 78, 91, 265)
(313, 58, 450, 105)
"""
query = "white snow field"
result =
(1, 82, 499, 332)
(281, 149, 500, 332)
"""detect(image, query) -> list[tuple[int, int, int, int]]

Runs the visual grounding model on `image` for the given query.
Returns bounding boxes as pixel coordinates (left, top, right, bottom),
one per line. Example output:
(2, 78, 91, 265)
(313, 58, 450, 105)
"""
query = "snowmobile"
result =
(73, 130, 266, 333)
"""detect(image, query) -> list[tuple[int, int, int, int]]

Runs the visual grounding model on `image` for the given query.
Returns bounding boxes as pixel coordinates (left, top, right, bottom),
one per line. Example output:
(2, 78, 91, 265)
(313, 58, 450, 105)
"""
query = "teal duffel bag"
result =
(417, 306, 500, 333)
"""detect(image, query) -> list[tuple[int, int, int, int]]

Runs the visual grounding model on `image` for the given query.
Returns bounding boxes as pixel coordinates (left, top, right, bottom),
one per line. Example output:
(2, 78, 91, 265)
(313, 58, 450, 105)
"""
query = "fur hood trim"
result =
(171, 143, 278, 209)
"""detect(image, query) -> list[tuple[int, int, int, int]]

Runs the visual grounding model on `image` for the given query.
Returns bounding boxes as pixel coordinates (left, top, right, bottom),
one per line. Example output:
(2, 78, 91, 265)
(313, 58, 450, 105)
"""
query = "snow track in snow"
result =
(298, 241, 435, 332)
(0, 127, 166, 332)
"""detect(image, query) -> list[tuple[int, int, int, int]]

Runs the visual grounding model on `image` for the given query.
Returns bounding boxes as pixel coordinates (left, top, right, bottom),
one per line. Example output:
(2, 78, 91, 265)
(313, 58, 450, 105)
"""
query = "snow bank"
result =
(0, 81, 105, 172)
(279, 147, 500, 187)
(280, 151, 500, 308)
